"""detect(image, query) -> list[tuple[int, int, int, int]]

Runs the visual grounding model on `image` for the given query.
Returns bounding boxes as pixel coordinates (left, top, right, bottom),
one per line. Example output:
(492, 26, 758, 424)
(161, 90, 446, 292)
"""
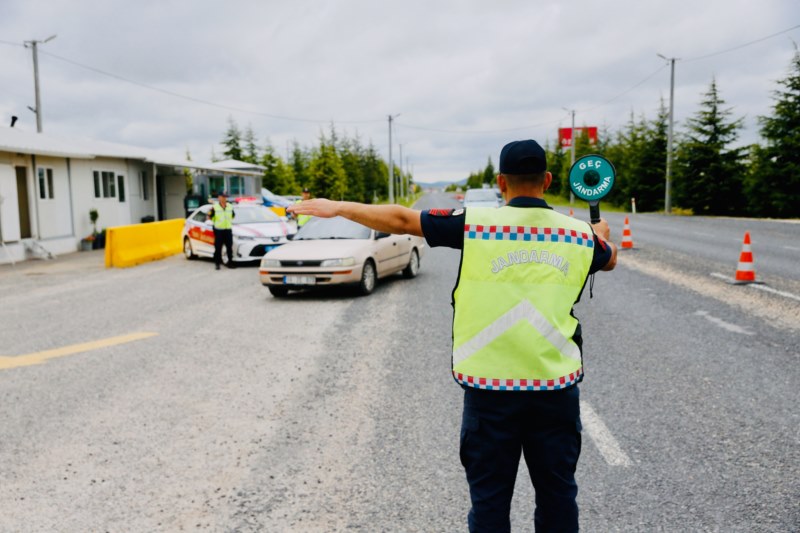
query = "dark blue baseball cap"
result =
(499, 140, 547, 174)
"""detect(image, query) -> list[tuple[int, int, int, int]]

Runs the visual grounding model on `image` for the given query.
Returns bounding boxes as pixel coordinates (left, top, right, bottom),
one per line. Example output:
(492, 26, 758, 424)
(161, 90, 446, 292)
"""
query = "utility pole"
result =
(658, 54, 678, 214)
(563, 108, 576, 204)
(24, 35, 57, 133)
(387, 114, 400, 203)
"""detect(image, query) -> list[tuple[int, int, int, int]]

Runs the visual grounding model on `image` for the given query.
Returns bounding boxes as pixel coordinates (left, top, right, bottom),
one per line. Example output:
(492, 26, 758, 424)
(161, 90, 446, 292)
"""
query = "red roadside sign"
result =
(558, 127, 598, 148)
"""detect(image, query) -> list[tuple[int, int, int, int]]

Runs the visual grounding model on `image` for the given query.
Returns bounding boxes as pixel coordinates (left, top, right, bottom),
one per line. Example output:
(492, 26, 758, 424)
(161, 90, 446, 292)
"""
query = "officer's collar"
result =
(506, 196, 551, 209)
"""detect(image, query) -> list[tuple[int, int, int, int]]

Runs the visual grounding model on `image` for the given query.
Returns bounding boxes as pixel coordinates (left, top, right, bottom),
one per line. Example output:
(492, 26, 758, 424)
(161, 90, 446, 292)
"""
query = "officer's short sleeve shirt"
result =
(420, 197, 613, 274)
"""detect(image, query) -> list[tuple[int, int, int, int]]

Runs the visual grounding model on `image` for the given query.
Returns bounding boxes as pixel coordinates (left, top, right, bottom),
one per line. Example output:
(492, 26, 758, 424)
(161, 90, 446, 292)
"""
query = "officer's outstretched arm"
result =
(288, 199, 423, 237)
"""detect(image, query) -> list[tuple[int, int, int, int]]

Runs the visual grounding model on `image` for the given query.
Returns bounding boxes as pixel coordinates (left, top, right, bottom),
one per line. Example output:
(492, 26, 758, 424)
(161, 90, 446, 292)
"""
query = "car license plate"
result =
(284, 275, 316, 285)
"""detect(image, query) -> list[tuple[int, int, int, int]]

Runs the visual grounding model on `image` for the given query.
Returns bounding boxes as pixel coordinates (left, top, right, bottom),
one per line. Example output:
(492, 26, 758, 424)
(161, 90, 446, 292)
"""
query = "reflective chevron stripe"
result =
(453, 300, 582, 366)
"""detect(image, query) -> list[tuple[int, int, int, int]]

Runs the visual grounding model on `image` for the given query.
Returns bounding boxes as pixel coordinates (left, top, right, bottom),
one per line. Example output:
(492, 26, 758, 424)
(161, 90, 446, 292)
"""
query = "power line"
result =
(3, 23, 799, 133)
(684, 23, 800, 63)
(577, 65, 668, 113)
(396, 114, 570, 135)
(37, 48, 385, 125)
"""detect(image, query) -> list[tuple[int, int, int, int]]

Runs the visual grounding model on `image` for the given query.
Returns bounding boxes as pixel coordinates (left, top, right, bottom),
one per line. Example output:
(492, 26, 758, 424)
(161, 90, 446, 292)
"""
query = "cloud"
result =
(1, 0, 798, 182)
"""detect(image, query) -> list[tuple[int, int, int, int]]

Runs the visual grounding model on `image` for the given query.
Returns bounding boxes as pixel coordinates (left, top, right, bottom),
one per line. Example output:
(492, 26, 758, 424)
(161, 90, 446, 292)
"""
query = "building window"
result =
(93, 170, 116, 198)
(38, 168, 54, 199)
(209, 176, 225, 196)
(229, 176, 244, 196)
(140, 170, 150, 200)
(117, 175, 126, 202)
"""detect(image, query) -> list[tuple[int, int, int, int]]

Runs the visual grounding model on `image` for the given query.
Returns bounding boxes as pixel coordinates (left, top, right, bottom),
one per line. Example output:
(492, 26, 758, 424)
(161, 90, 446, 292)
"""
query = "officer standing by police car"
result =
(208, 191, 235, 270)
(288, 139, 617, 532)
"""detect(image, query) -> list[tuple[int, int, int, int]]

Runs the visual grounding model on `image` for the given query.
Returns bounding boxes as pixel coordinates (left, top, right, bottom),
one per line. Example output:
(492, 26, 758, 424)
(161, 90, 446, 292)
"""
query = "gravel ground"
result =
(1, 195, 797, 532)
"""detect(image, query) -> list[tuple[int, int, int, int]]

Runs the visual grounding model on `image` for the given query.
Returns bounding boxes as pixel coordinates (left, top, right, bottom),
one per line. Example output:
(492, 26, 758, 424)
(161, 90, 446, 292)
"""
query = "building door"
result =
(156, 174, 165, 221)
(15, 166, 31, 239)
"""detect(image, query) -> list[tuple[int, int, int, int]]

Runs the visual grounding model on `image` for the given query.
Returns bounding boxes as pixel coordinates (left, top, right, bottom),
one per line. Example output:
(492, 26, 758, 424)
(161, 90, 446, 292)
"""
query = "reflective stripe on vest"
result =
(452, 206, 594, 390)
(212, 203, 234, 229)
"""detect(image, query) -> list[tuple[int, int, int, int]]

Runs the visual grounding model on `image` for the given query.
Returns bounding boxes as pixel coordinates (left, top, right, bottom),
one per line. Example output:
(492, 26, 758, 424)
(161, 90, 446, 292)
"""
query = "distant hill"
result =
(418, 178, 467, 189)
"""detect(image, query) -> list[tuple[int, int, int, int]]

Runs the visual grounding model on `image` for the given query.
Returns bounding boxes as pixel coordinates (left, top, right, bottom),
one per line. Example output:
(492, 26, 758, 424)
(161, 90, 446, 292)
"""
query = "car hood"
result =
(264, 238, 372, 260)
(234, 222, 286, 239)
(464, 201, 500, 208)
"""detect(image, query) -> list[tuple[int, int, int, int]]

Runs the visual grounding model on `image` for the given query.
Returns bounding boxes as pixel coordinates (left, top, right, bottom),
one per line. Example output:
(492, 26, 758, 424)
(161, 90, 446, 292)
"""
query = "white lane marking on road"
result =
(580, 401, 632, 467)
(782, 245, 800, 252)
(692, 231, 715, 238)
(710, 273, 800, 302)
(694, 310, 754, 335)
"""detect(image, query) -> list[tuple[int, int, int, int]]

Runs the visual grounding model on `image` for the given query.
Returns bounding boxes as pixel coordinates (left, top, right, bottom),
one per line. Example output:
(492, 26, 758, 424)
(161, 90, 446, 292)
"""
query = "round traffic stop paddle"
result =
(568, 155, 616, 223)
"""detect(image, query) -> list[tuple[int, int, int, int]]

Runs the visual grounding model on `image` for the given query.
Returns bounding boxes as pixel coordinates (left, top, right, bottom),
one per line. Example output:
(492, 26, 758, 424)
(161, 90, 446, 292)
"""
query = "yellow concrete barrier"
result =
(104, 219, 184, 268)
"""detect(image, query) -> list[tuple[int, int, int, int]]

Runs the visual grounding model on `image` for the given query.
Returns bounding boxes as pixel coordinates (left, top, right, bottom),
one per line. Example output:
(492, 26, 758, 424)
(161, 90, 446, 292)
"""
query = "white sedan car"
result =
(259, 216, 426, 297)
(182, 204, 293, 263)
(463, 188, 503, 208)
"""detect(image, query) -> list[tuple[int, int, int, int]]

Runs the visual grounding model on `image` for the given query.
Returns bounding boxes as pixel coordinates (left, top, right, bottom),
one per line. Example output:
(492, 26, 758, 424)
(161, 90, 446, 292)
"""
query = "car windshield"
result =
(293, 216, 372, 240)
(465, 190, 498, 202)
(233, 206, 281, 224)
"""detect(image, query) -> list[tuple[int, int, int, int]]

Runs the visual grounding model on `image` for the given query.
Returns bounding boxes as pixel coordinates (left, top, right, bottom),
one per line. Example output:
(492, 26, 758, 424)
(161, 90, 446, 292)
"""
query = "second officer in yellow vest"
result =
(208, 192, 236, 270)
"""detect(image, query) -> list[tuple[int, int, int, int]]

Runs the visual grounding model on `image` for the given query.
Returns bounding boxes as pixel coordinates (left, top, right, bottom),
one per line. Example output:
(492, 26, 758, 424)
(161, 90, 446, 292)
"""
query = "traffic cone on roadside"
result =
(732, 231, 757, 284)
(620, 216, 634, 249)
(569, 208, 574, 217)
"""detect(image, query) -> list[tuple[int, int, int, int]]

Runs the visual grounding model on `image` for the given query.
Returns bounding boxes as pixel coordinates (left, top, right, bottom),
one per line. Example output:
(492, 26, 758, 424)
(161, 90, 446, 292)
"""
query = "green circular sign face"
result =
(568, 155, 616, 201)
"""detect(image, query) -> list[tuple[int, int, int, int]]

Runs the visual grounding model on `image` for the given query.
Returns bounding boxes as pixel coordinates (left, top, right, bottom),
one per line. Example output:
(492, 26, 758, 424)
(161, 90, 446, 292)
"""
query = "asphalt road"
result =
(0, 193, 797, 532)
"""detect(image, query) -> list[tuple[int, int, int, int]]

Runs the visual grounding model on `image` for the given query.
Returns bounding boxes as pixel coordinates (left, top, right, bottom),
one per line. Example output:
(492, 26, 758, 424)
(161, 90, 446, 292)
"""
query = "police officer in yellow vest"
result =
(208, 191, 235, 270)
(288, 139, 617, 532)
(294, 187, 312, 228)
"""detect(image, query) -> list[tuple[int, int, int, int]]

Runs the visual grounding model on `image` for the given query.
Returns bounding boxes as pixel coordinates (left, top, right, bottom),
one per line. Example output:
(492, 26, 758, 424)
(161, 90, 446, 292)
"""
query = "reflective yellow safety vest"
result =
(295, 199, 311, 227)
(211, 203, 234, 230)
(452, 206, 595, 391)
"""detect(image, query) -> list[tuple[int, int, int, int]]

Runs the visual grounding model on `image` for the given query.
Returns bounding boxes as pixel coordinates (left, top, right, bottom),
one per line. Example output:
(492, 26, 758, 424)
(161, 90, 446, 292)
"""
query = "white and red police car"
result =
(182, 201, 294, 264)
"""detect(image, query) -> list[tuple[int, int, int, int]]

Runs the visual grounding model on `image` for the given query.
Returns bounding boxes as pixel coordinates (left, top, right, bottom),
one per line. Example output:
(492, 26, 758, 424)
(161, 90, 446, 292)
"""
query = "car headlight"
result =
(320, 257, 356, 267)
(261, 258, 281, 268)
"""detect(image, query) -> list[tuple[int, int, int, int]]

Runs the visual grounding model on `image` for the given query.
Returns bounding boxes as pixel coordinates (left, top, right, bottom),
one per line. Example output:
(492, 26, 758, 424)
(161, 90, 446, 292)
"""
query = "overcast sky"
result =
(1, 1, 798, 183)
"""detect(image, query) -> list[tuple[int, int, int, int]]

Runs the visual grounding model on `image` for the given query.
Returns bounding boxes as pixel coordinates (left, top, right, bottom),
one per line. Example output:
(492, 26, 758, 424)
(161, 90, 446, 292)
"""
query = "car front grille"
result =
(250, 245, 276, 257)
(279, 260, 323, 267)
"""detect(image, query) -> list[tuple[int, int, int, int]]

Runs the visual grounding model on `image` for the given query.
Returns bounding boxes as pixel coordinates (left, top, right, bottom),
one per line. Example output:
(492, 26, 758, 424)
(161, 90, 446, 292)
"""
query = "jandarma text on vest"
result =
(490, 249, 569, 276)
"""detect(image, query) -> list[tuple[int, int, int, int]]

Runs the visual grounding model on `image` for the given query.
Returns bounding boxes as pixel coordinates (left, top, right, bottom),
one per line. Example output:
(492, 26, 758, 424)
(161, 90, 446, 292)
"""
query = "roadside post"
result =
(568, 154, 616, 223)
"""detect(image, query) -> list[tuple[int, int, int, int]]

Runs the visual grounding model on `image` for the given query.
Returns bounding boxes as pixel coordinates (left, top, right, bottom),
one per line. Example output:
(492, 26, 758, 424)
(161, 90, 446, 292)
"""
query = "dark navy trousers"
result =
(460, 385, 582, 532)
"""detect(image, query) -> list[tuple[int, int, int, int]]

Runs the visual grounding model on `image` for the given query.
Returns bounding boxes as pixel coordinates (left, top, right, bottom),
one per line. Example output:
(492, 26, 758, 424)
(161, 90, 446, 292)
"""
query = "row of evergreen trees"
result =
(216, 122, 410, 204)
(462, 51, 800, 218)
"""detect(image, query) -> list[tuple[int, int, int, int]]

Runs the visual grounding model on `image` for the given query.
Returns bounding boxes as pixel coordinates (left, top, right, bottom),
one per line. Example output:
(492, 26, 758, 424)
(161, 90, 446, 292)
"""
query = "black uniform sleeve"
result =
(588, 232, 613, 274)
(420, 209, 466, 249)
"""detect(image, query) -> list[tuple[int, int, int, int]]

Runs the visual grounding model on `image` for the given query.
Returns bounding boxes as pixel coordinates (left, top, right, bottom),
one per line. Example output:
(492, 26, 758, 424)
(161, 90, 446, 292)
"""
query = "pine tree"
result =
(339, 136, 367, 202)
(636, 100, 668, 212)
(242, 125, 259, 164)
(674, 78, 746, 215)
(308, 140, 347, 200)
(261, 143, 299, 196)
(290, 142, 309, 189)
(545, 143, 568, 199)
(221, 117, 243, 161)
(360, 143, 387, 203)
(745, 49, 800, 217)
(482, 157, 495, 186)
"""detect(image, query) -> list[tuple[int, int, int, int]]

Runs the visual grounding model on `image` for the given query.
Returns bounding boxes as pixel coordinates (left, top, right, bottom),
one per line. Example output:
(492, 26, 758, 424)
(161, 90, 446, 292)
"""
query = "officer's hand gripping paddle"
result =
(568, 154, 616, 223)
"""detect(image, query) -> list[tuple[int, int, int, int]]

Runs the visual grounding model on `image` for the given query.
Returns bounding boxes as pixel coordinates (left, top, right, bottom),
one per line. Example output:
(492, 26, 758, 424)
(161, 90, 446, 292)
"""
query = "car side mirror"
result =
(375, 231, 391, 239)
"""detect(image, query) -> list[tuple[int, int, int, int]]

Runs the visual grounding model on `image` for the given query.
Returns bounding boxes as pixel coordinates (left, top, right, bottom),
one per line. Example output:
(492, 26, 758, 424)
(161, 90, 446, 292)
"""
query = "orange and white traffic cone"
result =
(569, 208, 574, 217)
(620, 216, 634, 249)
(733, 231, 756, 284)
